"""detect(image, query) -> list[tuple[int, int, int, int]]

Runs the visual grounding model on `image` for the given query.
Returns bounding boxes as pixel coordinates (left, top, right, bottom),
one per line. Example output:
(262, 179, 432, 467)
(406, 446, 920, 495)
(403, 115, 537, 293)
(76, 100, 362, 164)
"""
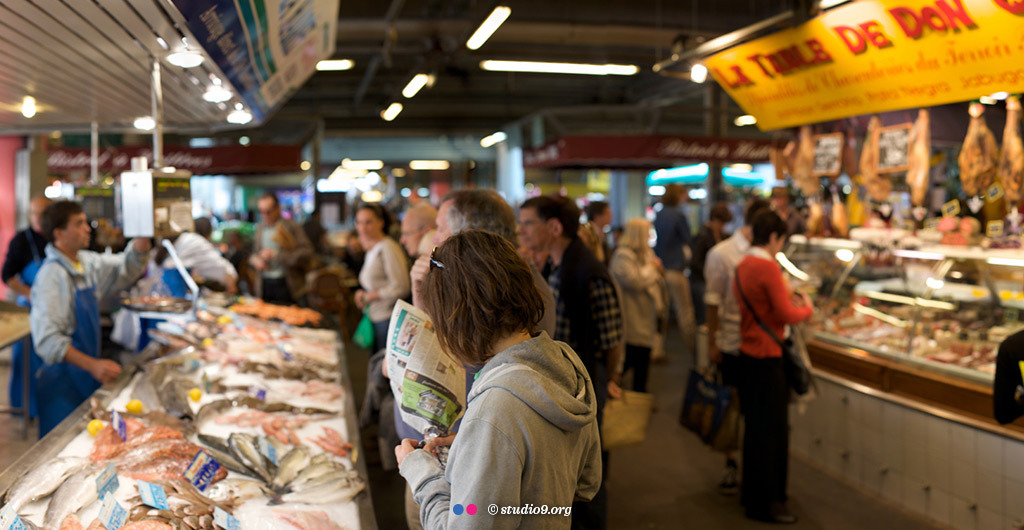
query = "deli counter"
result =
(785, 235, 1024, 434)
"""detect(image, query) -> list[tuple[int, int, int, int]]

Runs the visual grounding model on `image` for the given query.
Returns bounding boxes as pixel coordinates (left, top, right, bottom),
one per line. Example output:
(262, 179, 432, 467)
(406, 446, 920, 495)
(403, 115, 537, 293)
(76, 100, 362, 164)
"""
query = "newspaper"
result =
(386, 300, 466, 438)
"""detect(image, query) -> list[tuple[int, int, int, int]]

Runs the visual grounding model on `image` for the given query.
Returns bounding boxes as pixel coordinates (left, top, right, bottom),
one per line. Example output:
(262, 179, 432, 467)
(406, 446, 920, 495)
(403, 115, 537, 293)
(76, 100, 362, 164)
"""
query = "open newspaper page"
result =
(386, 300, 466, 437)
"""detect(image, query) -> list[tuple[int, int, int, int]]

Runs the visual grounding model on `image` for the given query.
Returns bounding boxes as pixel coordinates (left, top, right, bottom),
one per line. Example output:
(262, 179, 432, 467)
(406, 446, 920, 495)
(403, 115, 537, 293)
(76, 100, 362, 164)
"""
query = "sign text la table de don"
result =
(706, 0, 1024, 131)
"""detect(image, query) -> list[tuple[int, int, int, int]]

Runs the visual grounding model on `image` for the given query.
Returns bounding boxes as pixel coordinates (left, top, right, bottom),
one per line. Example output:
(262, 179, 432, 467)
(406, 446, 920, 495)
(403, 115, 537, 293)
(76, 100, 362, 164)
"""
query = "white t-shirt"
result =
(358, 238, 411, 322)
(703, 231, 750, 354)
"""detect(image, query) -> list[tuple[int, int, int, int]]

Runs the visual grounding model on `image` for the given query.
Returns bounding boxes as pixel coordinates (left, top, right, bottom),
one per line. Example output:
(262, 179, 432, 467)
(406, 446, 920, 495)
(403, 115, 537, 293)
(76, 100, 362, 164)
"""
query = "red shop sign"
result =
(47, 144, 302, 175)
(523, 135, 774, 169)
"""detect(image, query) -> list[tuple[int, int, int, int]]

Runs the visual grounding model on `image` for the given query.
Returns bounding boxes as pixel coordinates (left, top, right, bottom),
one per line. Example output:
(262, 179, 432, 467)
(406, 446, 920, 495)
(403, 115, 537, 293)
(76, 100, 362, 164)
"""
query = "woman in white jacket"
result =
(609, 218, 665, 392)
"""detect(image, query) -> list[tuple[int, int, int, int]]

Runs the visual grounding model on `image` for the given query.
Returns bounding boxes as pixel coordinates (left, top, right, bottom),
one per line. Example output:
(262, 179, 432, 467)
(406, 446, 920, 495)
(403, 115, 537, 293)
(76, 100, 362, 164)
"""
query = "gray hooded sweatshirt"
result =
(399, 332, 602, 529)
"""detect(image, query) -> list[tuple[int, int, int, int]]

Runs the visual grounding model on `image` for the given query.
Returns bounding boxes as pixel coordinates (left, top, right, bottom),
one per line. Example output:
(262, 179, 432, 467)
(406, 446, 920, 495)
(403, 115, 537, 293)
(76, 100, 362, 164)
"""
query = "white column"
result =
(496, 127, 525, 205)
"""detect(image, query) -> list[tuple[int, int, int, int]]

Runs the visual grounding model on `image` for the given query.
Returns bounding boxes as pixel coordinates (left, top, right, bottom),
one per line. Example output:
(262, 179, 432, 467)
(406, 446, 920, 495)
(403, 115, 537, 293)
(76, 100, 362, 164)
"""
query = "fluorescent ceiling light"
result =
(203, 86, 233, 103)
(734, 115, 757, 126)
(690, 63, 708, 83)
(480, 131, 507, 147)
(466, 6, 511, 50)
(410, 160, 450, 171)
(342, 159, 384, 171)
(317, 59, 354, 71)
(362, 190, 384, 203)
(381, 102, 403, 121)
(227, 109, 253, 124)
(392, 168, 407, 177)
(403, 73, 431, 98)
(134, 116, 155, 131)
(480, 60, 639, 76)
(21, 96, 36, 118)
(167, 51, 204, 68)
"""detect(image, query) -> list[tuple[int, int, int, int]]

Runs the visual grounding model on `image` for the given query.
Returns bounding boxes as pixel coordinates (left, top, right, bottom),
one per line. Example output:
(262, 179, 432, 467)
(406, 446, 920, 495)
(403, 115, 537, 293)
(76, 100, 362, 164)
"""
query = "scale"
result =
(120, 157, 194, 238)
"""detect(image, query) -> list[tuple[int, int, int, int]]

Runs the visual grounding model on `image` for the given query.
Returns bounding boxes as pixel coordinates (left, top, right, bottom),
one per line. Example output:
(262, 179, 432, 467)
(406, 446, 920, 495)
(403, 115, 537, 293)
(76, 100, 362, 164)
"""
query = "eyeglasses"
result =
(429, 247, 445, 271)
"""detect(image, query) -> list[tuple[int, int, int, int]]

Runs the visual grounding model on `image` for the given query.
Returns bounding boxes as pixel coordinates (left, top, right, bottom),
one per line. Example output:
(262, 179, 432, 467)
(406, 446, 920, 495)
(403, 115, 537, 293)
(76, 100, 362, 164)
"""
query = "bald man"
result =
(399, 203, 437, 259)
(2, 195, 50, 417)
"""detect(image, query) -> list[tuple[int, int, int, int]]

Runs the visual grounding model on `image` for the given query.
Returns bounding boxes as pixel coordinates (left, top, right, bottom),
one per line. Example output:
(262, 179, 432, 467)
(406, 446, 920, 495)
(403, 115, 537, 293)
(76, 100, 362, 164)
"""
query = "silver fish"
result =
(43, 467, 102, 528)
(287, 461, 344, 490)
(195, 400, 232, 429)
(228, 433, 272, 483)
(3, 457, 90, 514)
(205, 478, 270, 504)
(159, 378, 196, 419)
(280, 475, 365, 505)
(199, 444, 255, 478)
(271, 446, 311, 491)
(288, 469, 358, 493)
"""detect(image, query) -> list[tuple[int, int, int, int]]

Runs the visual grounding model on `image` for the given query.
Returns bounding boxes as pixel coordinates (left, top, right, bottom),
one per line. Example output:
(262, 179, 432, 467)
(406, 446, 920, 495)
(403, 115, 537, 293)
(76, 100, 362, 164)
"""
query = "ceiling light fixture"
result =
(480, 60, 639, 76)
(480, 131, 508, 147)
(381, 102, 403, 121)
(690, 63, 708, 83)
(392, 168, 407, 177)
(402, 73, 432, 99)
(227, 109, 253, 124)
(466, 6, 512, 50)
(21, 96, 36, 118)
(300, 161, 312, 171)
(361, 190, 384, 203)
(239, 136, 250, 146)
(410, 160, 450, 171)
(167, 51, 204, 68)
(342, 159, 384, 171)
(734, 115, 757, 126)
(203, 86, 233, 103)
(316, 59, 354, 71)
(133, 116, 155, 131)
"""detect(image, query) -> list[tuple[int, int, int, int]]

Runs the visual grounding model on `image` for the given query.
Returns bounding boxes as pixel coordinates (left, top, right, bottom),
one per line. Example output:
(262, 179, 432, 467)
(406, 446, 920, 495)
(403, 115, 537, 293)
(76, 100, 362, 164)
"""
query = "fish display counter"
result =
(0, 298, 376, 530)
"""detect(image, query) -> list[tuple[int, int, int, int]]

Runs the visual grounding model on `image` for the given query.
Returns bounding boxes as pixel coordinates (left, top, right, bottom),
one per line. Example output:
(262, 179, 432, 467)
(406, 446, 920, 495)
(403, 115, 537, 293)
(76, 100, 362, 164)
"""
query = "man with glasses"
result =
(250, 192, 313, 305)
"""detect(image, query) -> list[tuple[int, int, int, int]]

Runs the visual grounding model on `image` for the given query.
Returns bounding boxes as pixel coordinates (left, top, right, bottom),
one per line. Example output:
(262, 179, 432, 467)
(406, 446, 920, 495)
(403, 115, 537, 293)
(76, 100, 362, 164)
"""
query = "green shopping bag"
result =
(353, 310, 375, 349)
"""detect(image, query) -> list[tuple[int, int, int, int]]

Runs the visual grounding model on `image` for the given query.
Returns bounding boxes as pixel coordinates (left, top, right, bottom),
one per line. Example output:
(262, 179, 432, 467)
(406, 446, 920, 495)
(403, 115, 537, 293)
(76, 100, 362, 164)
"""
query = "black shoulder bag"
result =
(734, 272, 810, 395)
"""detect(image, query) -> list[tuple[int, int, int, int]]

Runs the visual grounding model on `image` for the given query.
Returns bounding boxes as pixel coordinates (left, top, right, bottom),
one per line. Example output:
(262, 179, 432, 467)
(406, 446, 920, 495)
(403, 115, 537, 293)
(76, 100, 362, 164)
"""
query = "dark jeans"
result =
(623, 344, 651, 392)
(691, 279, 707, 326)
(261, 277, 293, 305)
(372, 320, 390, 355)
(736, 354, 789, 517)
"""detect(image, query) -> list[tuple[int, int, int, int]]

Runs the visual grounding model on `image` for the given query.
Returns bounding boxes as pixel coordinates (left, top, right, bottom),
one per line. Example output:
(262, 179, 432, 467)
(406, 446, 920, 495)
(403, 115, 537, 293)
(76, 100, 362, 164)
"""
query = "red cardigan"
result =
(733, 252, 813, 359)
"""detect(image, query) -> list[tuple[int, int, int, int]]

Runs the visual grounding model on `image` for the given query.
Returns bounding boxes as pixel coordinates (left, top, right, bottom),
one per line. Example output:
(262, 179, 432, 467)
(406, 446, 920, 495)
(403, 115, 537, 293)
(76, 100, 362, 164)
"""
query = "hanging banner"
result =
(47, 145, 302, 175)
(169, 0, 339, 124)
(706, 0, 1024, 131)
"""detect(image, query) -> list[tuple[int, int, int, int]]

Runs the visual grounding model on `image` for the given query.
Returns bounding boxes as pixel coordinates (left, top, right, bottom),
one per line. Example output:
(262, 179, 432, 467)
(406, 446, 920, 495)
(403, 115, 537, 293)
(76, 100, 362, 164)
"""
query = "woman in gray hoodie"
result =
(396, 229, 602, 529)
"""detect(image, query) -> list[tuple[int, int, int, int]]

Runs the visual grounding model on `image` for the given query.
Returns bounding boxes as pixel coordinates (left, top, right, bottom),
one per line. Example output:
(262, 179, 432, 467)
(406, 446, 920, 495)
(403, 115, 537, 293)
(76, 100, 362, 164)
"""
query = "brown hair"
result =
(422, 229, 544, 366)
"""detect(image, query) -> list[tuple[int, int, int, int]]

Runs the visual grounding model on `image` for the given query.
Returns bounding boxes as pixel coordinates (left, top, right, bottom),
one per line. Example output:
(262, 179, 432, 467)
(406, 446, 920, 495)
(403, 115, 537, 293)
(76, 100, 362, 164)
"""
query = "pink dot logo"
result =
(466, 504, 477, 515)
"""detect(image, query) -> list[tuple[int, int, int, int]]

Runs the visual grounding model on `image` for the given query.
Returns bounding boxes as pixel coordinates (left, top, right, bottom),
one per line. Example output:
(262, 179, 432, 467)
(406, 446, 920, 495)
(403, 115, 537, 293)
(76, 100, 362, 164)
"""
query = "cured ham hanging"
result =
(958, 102, 999, 197)
(861, 116, 890, 202)
(999, 96, 1023, 206)
(906, 109, 931, 207)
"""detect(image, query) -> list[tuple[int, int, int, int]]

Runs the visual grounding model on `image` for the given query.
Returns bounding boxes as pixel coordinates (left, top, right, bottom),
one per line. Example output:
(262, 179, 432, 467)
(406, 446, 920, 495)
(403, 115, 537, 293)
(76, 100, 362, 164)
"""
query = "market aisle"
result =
(606, 324, 944, 530)
(0, 349, 40, 467)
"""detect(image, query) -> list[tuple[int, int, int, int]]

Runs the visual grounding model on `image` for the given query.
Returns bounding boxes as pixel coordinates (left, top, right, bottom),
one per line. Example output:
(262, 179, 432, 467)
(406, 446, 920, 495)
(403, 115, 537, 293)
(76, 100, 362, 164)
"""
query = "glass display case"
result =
(785, 236, 1024, 385)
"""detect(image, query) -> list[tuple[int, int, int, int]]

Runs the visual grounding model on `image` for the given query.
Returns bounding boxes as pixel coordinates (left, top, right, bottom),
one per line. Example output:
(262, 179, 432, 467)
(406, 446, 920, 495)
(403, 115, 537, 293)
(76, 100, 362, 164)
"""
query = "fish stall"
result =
(0, 298, 375, 530)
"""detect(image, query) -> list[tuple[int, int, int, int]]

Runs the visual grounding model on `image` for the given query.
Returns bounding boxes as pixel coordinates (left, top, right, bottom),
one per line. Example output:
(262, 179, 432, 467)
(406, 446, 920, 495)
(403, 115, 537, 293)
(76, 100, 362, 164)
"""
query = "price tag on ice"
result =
(181, 357, 202, 373)
(111, 410, 127, 441)
(988, 183, 1004, 202)
(247, 385, 267, 401)
(258, 437, 278, 465)
(213, 507, 240, 530)
(183, 450, 221, 492)
(95, 463, 119, 500)
(135, 480, 169, 510)
(98, 495, 127, 530)
(0, 505, 27, 530)
(942, 200, 961, 217)
(987, 220, 1005, 238)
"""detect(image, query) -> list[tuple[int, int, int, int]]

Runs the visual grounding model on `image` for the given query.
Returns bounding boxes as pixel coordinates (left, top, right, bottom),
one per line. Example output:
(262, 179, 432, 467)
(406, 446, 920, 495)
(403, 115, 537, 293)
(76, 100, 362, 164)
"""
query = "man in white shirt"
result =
(160, 229, 238, 294)
(703, 196, 770, 495)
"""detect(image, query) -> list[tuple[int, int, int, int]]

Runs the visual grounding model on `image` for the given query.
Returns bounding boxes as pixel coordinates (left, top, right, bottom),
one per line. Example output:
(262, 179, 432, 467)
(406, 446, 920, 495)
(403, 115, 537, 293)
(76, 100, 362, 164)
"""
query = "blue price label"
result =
(135, 480, 169, 510)
(111, 410, 127, 441)
(183, 450, 221, 492)
(98, 495, 127, 530)
(95, 463, 119, 500)
(258, 437, 278, 465)
(0, 505, 27, 530)
(213, 507, 241, 530)
(182, 358, 202, 373)
(248, 385, 267, 401)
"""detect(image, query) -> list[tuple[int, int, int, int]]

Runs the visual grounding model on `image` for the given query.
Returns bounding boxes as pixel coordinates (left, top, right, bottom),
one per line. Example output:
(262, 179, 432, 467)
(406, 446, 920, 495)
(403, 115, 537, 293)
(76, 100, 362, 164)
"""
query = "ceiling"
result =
(244, 0, 798, 148)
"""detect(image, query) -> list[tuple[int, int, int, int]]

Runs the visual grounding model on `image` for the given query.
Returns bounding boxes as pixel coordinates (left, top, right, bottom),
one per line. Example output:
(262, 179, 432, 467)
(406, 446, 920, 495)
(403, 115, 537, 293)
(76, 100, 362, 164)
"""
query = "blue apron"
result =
(37, 259, 102, 438)
(8, 231, 44, 417)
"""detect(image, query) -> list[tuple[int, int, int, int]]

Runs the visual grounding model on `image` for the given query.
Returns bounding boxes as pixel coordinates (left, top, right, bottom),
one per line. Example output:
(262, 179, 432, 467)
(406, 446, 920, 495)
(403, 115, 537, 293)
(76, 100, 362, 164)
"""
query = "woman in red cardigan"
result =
(733, 209, 814, 524)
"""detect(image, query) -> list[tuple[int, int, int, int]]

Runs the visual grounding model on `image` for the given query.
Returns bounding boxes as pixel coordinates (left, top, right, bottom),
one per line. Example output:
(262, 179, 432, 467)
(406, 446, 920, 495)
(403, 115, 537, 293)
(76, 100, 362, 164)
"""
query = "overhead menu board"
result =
(812, 133, 843, 177)
(169, 0, 339, 124)
(876, 123, 912, 174)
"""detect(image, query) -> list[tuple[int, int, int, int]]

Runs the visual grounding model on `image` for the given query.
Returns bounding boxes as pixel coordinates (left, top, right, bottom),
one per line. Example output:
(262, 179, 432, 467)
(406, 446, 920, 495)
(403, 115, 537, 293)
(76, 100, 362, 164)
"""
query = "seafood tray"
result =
(0, 318, 375, 530)
(123, 296, 193, 314)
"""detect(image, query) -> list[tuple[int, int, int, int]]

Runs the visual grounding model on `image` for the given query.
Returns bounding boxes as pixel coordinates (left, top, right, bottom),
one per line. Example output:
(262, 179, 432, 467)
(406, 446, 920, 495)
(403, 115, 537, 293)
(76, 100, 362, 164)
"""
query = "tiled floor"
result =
(0, 324, 945, 529)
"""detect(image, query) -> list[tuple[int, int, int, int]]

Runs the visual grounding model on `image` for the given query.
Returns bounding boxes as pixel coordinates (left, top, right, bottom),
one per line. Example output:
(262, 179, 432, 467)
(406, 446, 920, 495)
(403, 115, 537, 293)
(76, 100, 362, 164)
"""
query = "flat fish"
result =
(3, 457, 90, 514)
(44, 468, 102, 529)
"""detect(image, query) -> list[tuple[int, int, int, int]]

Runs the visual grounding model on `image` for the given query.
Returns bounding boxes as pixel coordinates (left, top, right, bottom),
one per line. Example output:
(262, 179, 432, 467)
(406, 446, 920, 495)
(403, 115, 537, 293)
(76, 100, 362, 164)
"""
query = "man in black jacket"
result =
(519, 195, 623, 530)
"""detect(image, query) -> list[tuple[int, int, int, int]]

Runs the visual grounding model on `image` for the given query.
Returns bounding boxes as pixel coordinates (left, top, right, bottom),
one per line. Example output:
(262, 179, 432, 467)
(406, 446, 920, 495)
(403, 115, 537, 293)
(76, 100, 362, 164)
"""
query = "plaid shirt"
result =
(547, 262, 623, 351)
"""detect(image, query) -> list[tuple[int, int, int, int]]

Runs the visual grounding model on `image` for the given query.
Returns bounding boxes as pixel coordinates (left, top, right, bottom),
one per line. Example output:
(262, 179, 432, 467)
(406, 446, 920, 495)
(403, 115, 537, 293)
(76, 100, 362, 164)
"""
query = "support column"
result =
(496, 126, 525, 205)
(705, 84, 724, 204)
(151, 58, 164, 169)
(610, 170, 647, 228)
